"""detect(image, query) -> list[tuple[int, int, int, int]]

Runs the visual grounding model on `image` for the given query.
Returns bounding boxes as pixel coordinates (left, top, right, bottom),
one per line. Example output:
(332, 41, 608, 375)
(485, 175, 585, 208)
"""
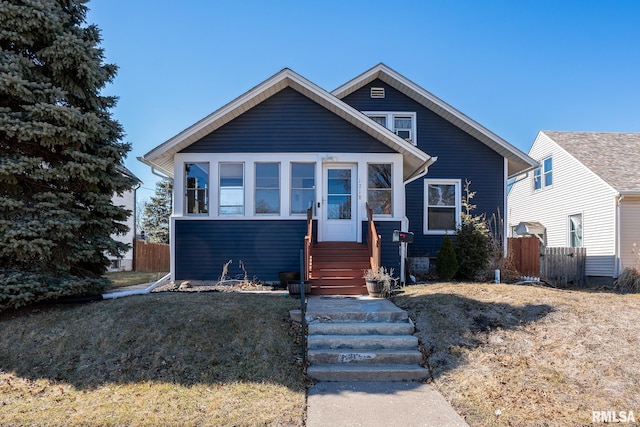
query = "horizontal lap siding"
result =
(508, 132, 618, 277)
(175, 220, 307, 281)
(345, 81, 504, 258)
(362, 221, 402, 273)
(180, 87, 395, 154)
(620, 199, 640, 271)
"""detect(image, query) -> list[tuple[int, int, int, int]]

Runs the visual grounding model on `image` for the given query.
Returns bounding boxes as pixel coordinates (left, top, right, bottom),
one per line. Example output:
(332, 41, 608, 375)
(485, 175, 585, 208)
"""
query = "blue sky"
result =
(87, 0, 640, 202)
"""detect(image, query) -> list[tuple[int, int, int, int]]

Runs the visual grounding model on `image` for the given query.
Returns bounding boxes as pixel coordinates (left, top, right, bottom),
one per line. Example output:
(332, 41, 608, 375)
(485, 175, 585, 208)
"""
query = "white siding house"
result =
(109, 165, 141, 271)
(508, 131, 640, 283)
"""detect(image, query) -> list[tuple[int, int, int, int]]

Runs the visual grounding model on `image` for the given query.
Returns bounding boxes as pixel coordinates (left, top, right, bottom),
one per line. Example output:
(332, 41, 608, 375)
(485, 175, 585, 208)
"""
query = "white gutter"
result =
(102, 273, 171, 300)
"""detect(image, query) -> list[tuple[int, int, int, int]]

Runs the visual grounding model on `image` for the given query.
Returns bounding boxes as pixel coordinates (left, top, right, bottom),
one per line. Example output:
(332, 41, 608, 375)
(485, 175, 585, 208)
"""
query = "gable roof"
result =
(141, 68, 434, 181)
(543, 131, 640, 194)
(332, 63, 538, 177)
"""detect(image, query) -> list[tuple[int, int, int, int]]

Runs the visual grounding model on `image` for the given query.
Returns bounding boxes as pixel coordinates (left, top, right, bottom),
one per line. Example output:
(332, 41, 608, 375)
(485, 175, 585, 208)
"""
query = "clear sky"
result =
(86, 0, 640, 202)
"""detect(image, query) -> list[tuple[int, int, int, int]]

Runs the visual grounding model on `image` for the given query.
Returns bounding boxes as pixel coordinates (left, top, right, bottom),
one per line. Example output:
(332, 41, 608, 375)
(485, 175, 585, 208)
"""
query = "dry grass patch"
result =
(0, 293, 304, 426)
(393, 283, 640, 426)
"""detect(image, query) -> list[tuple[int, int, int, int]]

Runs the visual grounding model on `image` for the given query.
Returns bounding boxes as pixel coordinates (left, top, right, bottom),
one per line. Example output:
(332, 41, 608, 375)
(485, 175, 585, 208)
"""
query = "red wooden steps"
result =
(310, 242, 370, 295)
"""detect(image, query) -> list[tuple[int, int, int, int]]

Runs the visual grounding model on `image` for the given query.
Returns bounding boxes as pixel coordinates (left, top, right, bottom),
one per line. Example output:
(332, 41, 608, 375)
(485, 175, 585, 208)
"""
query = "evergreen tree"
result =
(436, 235, 458, 281)
(0, 0, 132, 309)
(455, 180, 489, 280)
(141, 180, 172, 244)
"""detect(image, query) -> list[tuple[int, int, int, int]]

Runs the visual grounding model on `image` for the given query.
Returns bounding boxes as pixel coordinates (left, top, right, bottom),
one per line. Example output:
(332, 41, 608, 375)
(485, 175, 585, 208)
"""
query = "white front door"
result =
(322, 164, 357, 241)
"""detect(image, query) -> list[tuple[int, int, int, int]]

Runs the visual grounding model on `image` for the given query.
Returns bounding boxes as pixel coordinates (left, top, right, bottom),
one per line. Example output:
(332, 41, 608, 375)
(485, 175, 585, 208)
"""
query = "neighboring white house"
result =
(508, 131, 640, 284)
(109, 165, 141, 271)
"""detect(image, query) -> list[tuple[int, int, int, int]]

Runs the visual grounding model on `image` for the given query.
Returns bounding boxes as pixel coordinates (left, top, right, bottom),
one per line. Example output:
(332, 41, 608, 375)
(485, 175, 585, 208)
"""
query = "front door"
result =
(322, 164, 357, 241)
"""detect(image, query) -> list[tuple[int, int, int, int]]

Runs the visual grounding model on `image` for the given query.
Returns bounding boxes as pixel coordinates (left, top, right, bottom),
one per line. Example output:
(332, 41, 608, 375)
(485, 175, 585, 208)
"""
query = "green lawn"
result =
(103, 271, 168, 289)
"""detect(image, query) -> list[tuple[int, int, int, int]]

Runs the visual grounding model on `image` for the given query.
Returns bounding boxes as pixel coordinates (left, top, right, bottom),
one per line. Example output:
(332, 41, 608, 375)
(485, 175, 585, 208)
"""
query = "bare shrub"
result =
(615, 243, 640, 293)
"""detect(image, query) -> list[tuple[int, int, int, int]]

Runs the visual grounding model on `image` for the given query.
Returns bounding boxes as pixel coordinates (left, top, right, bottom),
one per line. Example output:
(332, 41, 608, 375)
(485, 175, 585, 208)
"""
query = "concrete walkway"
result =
(307, 381, 469, 427)
(304, 296, 469, 426)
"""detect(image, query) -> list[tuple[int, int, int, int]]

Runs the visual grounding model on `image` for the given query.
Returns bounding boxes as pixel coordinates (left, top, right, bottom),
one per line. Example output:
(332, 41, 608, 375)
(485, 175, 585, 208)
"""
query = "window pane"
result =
(543, 157, 553, 172)
(569, 214, 583, 247)
(369, 190, 392, 214)
(256, 163, 279, 188)
(394, 117, 412, 129)
(291, 163, 315, 189)
(185, 163, 208, 214)
(256, 189, 279, 214)
(328, 169, 351, 195)
(291, 189, 315, 214)
(428, 207, 456, 230)
(428, 184, 455, 206)
(370, 116, 387, 127)
(368, 164, 391, 189)
(220, 163, 244, 215)
(328, 195, 351, 219)
(533, 168, 542, 190)
(291, 163, 315, 215)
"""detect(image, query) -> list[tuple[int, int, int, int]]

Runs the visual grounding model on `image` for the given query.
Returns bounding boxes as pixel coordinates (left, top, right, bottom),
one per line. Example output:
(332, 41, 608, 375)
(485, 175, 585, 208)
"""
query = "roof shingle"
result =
(543, 131, 640, 194)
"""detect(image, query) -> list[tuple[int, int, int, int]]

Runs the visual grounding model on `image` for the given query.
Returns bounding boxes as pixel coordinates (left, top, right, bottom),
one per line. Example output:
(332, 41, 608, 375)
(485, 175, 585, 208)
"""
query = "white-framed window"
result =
(424, 179, 461, 234)
(367, 163, 392, 215)
(219, 162, 244, 215)
(255, 162, 280, 215)
(185, 162, 209, 215)
(290, 162, 315, 215)
(569, 213, 583, 248)
(364, 111, 417, 145)
(534, 156, 553, 191)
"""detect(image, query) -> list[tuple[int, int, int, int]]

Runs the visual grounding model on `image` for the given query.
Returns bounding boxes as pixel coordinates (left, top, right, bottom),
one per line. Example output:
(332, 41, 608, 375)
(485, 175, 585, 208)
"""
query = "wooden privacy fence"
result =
(541, 247, 587, 287)
(134, 240, 170, 272)
(508, 237, 540, 276)
(508, 238, 587, 287)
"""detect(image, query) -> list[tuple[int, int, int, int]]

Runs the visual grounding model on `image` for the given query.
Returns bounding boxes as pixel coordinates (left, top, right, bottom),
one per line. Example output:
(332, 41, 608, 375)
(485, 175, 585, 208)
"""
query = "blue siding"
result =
(345, 80, 505, 258)
(175, 220, 309, 281)
(361, 221, 402, 273)
(180, 87, 395, 154)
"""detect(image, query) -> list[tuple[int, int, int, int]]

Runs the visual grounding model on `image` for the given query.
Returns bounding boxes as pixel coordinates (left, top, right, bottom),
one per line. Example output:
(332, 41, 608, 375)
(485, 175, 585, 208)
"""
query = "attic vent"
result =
(370, 87, 385, 98)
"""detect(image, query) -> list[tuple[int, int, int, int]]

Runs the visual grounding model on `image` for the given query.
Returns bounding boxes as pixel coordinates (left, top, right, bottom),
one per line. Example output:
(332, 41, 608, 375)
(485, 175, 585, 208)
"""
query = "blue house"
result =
(140, 64, 536, 294)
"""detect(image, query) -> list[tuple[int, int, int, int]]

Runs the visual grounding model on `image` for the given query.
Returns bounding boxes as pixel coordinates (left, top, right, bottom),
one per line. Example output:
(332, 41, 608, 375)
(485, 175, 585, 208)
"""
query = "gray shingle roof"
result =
(543, 131, 640, 194)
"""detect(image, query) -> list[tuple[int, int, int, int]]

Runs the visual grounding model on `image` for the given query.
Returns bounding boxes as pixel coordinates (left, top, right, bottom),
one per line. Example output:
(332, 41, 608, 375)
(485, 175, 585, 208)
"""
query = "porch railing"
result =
(304, 207, 313, 280)
(366, 203, 381, 271)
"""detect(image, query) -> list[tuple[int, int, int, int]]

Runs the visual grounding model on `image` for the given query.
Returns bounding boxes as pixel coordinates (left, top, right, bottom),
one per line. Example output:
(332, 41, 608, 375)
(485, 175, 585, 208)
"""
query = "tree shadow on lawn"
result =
(0, 293, 304, 391)
(392, 291, 554, 380)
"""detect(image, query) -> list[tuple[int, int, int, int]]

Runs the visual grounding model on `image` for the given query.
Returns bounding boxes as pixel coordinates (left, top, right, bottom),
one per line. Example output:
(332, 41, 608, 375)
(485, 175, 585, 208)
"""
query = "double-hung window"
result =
(219, 163, 244, 215)
(534, 156, 553, 190)
(185, 162, 209, 215)
(424, 179, 461, 234)
(569, 213, 583, 248)
(367, 163, 392, 215)
(290, 163, 315, 215)
(255, 163, 280, 215)
(364, 112, 417, 145)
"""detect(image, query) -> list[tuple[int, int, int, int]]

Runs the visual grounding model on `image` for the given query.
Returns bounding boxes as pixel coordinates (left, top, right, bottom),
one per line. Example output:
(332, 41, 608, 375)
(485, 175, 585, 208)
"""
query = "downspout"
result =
(53, 273, 171, 304)
(616, 193, 624, 278)
(399, 157, 438, 284)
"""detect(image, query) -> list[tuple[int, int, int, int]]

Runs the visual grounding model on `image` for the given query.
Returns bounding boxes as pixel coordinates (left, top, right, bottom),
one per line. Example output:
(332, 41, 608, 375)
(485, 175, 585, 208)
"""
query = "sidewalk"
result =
(307, 381, 469, 427)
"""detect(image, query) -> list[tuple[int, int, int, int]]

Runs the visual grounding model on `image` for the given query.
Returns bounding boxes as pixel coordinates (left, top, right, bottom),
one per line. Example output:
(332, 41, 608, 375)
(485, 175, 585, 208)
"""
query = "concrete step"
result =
(311, 284, 367, 296)
(308, 349, 423, 365)
(307, 364, 430, 382)
(308, 321, 414, 336)
(308, 334, 418, 350)
(306, 309, 408, 323)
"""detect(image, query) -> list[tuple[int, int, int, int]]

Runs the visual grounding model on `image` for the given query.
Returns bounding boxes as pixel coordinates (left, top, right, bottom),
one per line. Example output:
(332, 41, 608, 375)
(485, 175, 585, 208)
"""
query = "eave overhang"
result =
(141, 68, 433, 181)
(332, 63, 538, 177)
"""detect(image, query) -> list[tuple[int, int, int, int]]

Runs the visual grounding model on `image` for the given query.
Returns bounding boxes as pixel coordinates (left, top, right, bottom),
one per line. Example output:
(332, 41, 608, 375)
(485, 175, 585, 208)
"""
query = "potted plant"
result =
(363, 267, 396, 298)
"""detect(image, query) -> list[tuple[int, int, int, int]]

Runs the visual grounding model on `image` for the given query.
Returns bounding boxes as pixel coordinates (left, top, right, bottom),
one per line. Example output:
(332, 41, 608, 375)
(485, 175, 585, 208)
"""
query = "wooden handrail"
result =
(304, 207, 313, 280)
(366, 203, 381, 272)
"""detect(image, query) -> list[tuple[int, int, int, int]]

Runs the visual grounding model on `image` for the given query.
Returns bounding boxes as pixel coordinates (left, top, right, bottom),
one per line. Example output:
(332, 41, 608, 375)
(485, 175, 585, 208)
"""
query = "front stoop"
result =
(305, 296, 429, 382)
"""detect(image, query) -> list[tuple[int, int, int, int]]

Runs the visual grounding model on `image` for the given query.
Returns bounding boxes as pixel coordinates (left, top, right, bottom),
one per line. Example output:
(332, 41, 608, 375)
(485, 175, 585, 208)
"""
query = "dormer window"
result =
(364, 111, 417, 145)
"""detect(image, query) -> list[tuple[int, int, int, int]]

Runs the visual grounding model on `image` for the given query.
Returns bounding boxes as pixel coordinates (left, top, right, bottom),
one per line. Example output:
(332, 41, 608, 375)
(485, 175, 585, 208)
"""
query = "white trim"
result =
(332, 63, 537, 177)
(423, 179, 462, 235)
(142, 67, 432, 180)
